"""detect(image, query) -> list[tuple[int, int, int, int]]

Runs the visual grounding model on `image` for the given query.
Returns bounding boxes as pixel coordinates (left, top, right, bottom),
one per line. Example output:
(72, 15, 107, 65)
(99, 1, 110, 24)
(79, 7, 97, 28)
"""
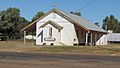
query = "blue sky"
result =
(0, 0, 120, 26)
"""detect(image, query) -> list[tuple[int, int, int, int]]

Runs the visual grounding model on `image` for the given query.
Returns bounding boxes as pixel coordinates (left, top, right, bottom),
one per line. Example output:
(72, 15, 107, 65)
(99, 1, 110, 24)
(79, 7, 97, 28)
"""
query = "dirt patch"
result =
(0, 40, 120, 56)
(0, 59, 120, 68)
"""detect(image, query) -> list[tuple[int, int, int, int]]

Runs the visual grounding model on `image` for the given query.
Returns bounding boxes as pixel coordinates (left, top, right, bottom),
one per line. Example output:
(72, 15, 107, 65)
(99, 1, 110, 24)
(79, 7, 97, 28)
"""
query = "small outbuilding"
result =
(21, 8, 107, 46)
(107, 33, 120, 43)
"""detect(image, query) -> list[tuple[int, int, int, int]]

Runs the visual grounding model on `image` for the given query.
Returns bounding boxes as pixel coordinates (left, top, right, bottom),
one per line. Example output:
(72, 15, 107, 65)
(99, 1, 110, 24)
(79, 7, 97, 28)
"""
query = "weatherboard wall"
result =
(35, 11, 107, 46)
(36, 12, 78, 45)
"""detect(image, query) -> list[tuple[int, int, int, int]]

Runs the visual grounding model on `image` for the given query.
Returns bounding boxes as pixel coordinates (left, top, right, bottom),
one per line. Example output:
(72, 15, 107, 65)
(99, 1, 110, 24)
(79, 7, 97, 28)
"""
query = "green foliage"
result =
(31, 11, 45, 22)
(102, 15, 120, 33)
(95, 22, 100, 27)
(70, 11, 81, 16)
(29, 11, 45, 35)
(0, 7, 29, 39)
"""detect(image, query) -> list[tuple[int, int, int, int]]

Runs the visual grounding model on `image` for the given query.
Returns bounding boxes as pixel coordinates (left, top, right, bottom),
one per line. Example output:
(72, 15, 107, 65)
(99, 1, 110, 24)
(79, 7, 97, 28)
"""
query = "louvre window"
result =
(49, 28, 52, 37)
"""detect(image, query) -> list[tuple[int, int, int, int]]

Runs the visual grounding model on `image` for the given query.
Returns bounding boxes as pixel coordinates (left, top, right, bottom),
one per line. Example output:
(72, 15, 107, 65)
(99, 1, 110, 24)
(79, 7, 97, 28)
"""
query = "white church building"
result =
(21, 8, 107, 46)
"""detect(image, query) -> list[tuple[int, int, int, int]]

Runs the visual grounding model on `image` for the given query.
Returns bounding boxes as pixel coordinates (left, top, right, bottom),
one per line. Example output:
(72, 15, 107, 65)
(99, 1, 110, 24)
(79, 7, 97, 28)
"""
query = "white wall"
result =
(36, 12, 107, 46)
(43, 24, 59, 44)
(96, 34, 107, 45)
(60, 23, 78, 45)
(36, 12, 78, 46)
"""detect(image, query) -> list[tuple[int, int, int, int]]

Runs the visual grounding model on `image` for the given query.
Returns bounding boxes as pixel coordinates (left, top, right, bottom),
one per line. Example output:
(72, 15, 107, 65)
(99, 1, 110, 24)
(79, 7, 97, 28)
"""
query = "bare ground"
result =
(0, 59, 120, 68)
(0, 40, 120, 68)
(0, 40, 120, 56)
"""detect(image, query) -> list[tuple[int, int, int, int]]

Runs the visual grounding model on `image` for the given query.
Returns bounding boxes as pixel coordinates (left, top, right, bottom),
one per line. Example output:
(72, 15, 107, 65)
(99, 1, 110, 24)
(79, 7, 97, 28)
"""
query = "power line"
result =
(76, 0, 95, 11)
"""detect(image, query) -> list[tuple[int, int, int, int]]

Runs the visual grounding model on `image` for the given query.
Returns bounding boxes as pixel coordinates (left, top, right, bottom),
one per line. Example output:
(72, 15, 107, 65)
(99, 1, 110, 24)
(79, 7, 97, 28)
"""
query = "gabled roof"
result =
(21, 8, 106, 33)
(39, 20, 63, 30)
(54, 9, 106, 33)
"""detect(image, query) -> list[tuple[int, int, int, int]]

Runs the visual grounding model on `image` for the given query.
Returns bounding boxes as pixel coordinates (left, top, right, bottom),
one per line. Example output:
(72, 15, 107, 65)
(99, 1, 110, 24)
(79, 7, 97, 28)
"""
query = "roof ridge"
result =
(22, 8, 106, 33)
(54, 8, 106, 32)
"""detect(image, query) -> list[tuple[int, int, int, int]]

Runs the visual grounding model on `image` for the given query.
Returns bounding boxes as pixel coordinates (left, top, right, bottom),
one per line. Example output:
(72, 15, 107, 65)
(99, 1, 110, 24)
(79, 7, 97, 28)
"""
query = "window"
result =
(49, 28, 52, 37)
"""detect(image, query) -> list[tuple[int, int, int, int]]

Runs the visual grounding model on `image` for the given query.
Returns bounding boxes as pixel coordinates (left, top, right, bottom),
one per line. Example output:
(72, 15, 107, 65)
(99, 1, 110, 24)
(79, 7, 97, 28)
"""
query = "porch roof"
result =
(39, 20, 63, 30)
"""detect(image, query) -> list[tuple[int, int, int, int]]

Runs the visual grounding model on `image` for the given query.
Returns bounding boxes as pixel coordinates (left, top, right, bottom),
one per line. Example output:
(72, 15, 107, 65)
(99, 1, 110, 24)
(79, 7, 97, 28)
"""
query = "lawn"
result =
(0, 40, 120, 56)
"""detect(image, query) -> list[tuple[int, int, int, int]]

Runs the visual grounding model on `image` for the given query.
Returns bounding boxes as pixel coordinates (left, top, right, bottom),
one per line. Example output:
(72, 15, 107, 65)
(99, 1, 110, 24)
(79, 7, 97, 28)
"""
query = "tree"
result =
(102, 15, 120, 33)
(29, 11, 45, 35)
(0, 7, 29, 39)
(95, 22, 100, 27)
(70, 11, 81, 16)
(31, 11, 45, 22)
